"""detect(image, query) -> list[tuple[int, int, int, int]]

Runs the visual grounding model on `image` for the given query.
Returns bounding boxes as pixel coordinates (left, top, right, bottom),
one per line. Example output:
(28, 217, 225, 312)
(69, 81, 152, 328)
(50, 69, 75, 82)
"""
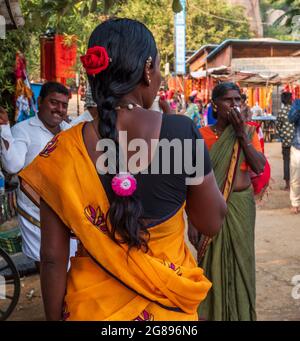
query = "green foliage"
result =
(117, 0, 251, 71)
(0, 30, 29, 119)
(19, 0, 108, 79)
(186, 0, 251, 50)
(268, 0, 300, 31)
(260, 0, 300, 39)
(0, 0, 251, 100)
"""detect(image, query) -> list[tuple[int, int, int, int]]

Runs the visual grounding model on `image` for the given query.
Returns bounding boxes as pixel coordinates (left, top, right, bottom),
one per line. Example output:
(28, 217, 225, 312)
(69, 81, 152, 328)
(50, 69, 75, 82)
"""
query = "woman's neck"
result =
(214, 118, 229, 132)
(120, 93, 144, 108)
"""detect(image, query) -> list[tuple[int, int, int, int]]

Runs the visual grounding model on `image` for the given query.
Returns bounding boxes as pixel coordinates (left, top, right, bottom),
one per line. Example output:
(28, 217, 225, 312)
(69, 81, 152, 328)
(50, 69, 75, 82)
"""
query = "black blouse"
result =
(99, 113, 212, 221)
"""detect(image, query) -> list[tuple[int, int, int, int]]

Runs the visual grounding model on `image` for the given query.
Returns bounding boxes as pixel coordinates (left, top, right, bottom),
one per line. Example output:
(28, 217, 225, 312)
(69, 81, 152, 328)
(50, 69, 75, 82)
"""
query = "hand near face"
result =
(228, 107, 245, 137)
(0, 107, 9, 125)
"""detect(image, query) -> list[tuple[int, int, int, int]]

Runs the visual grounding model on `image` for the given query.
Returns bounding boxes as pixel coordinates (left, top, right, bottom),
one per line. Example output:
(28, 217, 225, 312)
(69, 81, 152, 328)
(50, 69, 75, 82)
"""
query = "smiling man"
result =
(0, 82, 77, 268)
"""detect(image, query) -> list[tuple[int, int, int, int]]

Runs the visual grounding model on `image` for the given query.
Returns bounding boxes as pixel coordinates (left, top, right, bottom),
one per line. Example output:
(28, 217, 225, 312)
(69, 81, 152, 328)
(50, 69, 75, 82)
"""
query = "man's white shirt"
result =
(70, 110, 93, 126)
(0, 115, 76, 261)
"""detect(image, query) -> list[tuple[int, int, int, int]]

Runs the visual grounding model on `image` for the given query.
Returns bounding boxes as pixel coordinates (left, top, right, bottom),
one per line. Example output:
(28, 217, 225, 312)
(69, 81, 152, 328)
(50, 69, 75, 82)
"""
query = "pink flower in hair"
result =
(111, 173, 137, 197)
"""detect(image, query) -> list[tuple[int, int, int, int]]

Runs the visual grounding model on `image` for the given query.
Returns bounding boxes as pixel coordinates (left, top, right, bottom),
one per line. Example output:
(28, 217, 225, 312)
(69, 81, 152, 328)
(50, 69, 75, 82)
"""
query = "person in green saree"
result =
(188, 82, 266, 321)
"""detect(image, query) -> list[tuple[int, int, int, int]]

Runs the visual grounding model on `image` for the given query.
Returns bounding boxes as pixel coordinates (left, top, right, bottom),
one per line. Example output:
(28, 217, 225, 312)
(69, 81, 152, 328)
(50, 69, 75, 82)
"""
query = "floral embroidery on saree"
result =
(84, 205, 108, 233)
(39, 135, 59, 158)
(62, 302, 70, 321)
(163, 260, 182, 276)
(134, 309, 154, 321)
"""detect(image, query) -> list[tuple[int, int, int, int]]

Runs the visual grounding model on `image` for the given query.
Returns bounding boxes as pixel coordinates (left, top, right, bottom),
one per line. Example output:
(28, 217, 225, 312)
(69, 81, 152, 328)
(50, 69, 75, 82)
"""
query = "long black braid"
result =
(87, 19, 158, 251)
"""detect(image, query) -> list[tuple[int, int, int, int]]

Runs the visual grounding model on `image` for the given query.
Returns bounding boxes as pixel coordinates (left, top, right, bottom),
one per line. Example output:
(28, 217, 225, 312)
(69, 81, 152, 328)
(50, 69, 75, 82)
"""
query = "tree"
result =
(117, 0, 251, 71)
(0, 30, 28, 117)
(260, 0, 293, 39)
(1, 0, 252, 103)
(269, 0, 300, 31)
(16, 0, 251, 78)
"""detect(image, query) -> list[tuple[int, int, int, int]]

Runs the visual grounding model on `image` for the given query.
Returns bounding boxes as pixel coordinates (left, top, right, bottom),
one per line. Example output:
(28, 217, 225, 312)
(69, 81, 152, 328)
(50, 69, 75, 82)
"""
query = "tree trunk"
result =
(226, 0, 263, 37)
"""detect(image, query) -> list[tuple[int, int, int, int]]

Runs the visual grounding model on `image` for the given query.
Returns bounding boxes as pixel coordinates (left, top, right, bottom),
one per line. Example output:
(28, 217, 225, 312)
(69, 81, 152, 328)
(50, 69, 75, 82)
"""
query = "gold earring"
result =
(146, 56, 152, 85)
(146, 56, 152, 68)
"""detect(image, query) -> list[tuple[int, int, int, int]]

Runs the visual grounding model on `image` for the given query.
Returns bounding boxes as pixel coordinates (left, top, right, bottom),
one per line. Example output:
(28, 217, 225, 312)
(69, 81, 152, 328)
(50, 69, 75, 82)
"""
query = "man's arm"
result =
(1, 123, 29, 174)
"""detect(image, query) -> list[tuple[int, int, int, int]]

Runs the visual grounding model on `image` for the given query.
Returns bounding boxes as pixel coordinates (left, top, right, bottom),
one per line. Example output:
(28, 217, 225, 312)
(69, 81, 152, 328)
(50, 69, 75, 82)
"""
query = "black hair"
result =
(87, 18, 158, 252)
(241, 93, 247, 102)
(211, 82, 241, 118)
(281, 91, 292, 105)
(39, 81, 69, 100)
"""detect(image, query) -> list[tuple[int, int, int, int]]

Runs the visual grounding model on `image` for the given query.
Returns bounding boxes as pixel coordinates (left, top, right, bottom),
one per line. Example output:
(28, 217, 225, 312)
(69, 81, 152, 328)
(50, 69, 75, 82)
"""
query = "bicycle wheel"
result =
(0, 248, 20, 320)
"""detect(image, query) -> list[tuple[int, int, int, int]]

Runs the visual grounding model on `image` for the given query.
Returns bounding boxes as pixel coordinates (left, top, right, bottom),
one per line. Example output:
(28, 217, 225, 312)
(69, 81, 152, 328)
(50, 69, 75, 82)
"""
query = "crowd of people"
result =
(0, 17, 299, 322)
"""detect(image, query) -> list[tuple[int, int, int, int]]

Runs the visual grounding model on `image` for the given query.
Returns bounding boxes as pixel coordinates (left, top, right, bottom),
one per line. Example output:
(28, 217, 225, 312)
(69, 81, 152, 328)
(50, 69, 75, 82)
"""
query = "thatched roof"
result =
(0, 0, 24, 29)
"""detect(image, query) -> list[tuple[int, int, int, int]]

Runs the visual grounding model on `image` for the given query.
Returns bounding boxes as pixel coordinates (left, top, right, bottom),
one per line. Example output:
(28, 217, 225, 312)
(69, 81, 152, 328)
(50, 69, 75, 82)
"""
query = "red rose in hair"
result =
(80, 46, 110, 76)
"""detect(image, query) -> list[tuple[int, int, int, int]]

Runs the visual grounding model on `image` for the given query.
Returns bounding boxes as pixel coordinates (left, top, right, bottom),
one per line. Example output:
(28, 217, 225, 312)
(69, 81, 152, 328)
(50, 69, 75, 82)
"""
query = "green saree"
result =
(198, 125, 256, 321)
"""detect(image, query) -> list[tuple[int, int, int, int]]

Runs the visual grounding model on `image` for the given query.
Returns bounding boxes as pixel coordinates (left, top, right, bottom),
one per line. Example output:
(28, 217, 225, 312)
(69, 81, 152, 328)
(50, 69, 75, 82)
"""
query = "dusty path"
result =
(7, 142, 300, 321)
(255, 142, 300, 320)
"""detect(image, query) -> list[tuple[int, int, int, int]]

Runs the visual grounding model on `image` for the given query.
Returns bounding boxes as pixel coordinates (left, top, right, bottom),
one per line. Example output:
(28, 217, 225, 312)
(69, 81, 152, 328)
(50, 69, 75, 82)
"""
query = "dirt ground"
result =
(7, 142, 300, 321)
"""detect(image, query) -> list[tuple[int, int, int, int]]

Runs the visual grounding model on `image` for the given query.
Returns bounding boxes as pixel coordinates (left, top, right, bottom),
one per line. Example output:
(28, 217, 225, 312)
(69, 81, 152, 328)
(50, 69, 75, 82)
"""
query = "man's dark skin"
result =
(0, 92, 69, 271)
(0, 92, 69, 150)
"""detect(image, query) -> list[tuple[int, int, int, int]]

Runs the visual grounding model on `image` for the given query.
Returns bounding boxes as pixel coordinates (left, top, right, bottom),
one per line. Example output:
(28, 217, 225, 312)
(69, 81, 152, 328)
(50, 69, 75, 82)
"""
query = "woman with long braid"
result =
(19, 19, 226, 321)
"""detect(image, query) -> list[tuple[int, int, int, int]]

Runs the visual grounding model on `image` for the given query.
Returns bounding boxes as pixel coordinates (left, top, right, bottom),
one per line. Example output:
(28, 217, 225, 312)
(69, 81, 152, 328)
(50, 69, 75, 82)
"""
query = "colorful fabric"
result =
(54, 35, 77, 79)
(186, 103, 201, 128)
(14, 52, 37, 122)
(246, 122, 271, 196)
(40, 35, 77, 81)
(200, 125, 262, 171)
(19, 123, 212, 321)
(40, 37, 56, 81)
(206, 105, 216, 125)
(276, 104, 294, 148)
(198, 125, 256, 321)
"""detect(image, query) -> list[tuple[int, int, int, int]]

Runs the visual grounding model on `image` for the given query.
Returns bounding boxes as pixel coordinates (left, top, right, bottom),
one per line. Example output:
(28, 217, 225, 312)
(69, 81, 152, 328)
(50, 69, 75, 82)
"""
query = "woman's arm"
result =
(229, 109, 266, 175)
(40, 199, 70, 321)
(238, 133, 266, 174)
(186, 171, 227, 237)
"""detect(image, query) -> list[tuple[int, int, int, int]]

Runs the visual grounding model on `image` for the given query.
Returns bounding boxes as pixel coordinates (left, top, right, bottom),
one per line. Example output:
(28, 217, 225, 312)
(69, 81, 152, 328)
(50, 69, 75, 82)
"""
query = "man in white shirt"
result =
(71, 84, 98, 126)
(0, 82, 77, 268)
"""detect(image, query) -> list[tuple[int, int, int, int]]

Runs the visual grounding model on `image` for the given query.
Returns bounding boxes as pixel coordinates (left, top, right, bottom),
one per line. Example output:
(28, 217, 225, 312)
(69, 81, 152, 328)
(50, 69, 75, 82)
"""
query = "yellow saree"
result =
(19, 123, 211, 321)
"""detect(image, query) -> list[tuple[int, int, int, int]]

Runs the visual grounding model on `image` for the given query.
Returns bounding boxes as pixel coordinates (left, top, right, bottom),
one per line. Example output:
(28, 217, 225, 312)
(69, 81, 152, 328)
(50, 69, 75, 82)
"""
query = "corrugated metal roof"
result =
(186, 44, 218, 65)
